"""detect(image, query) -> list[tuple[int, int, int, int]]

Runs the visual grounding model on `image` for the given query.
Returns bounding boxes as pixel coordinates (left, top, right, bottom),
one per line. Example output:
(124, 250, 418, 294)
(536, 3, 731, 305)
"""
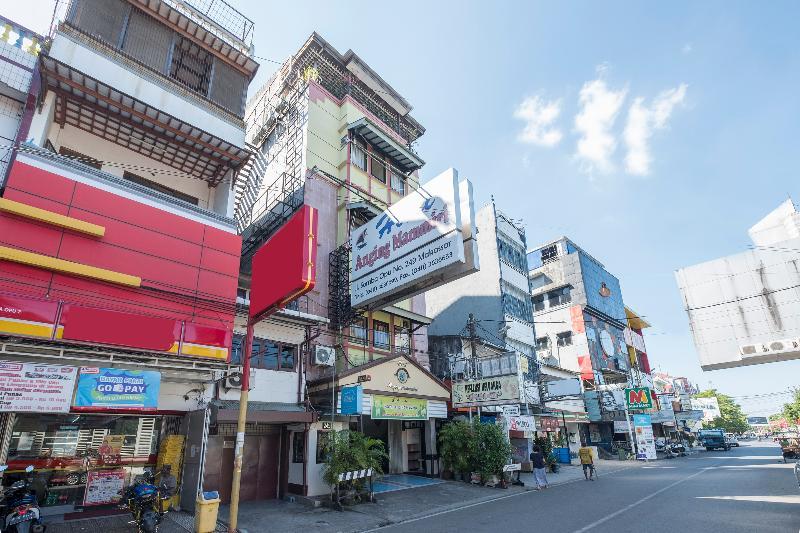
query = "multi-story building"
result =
(0, 0, 257, 515)
(239, 33, 451, 496)
(528, 237, 632, 450)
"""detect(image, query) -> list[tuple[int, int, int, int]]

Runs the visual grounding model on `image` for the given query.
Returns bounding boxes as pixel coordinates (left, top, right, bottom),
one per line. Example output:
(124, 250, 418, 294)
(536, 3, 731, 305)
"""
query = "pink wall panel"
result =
(0, 213, 64, 256)
(200, 247, 239, 275)
(2, 189, 71, 215)
(6, 162, 76, 204)
(203, 226, 242, 255)
(196, 269, 238, 301)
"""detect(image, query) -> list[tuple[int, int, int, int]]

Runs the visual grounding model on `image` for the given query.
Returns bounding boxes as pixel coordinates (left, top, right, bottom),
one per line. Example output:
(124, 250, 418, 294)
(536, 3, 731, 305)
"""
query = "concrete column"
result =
(425, 418, 438, 476)
(388, 420, 403, 473)
(26, 91, 55, 147)
(211, 167, 236, 218)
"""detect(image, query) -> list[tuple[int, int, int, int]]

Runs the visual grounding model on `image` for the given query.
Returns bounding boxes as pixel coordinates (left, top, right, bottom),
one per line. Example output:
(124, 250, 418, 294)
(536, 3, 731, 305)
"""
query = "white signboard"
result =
(451, 374, 520, 407)
(614, 420, 630, 433)
(543, 378, 582, 398)
(690, 397, 721, 422)
(507, 415, 536, 432)
(0, 361, 77, 413)
(501, 405, 520, 417)
(633, 414, 657, 460)
(350, 169, 467, 308)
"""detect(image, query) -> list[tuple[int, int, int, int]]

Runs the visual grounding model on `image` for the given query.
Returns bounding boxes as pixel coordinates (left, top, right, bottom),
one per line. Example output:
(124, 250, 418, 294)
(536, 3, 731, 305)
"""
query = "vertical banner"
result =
(632, 414, 657, 460)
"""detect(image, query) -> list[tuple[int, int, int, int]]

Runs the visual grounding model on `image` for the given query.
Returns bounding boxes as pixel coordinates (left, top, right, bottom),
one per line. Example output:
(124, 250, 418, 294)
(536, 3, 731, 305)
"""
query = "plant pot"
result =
(483, 474, 499, 487)
(470, 472, 482, 484)
(442, 470, 454, 480)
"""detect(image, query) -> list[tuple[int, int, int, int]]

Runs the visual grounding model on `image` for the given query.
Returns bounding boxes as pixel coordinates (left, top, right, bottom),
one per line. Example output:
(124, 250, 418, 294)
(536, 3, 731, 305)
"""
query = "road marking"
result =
(362, 465, 639, 532)
(571, 468, 709, 533)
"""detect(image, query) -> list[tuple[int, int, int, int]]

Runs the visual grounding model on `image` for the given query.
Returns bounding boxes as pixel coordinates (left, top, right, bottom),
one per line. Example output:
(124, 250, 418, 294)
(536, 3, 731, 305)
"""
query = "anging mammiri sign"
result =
(452, 374, 520, 407)
(350, 169, 467, 309)
(74, 368, 160, 409)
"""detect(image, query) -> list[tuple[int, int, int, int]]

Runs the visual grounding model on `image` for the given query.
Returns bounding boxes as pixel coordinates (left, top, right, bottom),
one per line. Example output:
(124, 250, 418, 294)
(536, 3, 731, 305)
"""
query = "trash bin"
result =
(617, 448, 627, 461)
(194, 491, 220, 533)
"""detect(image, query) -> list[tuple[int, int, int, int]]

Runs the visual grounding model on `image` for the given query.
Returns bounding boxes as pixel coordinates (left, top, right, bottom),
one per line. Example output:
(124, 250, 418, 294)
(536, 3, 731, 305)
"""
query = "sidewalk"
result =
(518, 458, 629, 488)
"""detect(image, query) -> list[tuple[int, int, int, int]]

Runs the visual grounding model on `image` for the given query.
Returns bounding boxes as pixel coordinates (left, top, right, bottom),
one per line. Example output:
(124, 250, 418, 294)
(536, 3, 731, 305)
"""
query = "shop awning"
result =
(211, 400, 316, 423)
(348, 117, 425, 173)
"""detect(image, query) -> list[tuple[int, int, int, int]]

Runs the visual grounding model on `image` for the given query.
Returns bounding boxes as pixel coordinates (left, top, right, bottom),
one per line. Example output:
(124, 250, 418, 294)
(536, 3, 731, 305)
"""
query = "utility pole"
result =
(468, 313, 478, 423)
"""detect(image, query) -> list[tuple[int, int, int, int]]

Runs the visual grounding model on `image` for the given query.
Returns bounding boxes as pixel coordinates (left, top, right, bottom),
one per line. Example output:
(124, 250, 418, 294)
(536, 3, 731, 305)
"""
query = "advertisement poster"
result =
(451, 374, 520, 407)
(74, 368, 160, 409)
(0, 361, 77, 413)
(371, 395, 427, 420)
(633, 414, 657, 460)
(507, 415, 536, 432)
(98, 435, 124, 466)
(84, 470, 126, 506)
(340, 385, 363, 415)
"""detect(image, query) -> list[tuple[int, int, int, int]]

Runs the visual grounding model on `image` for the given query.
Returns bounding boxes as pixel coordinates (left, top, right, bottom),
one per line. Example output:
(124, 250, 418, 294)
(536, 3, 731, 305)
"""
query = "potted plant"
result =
(322, 430, 388, 508)
(471, 420, 512, 487)
(438, 420, 472, 481)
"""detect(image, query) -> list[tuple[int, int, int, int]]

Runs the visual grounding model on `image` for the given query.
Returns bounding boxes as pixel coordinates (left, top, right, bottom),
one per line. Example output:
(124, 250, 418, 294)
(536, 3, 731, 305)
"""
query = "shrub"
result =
(471, 420, 513, 481)
(321, 430, 388, 488)
(438, 420, 473, 474)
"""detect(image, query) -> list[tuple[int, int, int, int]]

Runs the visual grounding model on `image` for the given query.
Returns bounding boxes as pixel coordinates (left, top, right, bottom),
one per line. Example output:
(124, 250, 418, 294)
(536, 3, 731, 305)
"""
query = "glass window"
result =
(394, 320, 410, 353)
(557, 331, 573, 347)
(390, 170, 405, 194)
(316, 431, 330, 463)
(541, 244, 558, 263)
(352, 142, 367, 171)
(350, 317, 367, 345)
(232, 335, 295, 371)
(370, 155, 386, 183)
(536, 337, 550, 350)
(260, 341, 280, 370)
(292, 432, 304, 463)
(548, 286, 572, 307)
(373, 320, 390, 350)
(533, 294, 545, 312)
(280, 344, 295, 370)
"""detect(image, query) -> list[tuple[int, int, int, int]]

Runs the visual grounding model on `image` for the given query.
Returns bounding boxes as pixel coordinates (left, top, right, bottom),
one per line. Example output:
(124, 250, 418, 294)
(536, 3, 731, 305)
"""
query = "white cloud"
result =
(514, 95, 563, 147)
(623, 84, 687, 176)
(574, 78, 628, 173)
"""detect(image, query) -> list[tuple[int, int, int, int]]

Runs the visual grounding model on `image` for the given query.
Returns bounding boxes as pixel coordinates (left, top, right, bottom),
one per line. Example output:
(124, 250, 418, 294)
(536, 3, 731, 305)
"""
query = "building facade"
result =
(0, 0, 258, 515)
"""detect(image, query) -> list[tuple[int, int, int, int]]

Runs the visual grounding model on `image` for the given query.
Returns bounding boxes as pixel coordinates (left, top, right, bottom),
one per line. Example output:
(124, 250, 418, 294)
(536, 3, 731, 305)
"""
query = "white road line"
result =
(571, 468, 709, 533)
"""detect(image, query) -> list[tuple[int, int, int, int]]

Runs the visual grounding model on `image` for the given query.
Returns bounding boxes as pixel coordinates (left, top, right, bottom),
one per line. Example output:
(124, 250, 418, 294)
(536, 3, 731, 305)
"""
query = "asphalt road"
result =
(373, 441, 800, 533)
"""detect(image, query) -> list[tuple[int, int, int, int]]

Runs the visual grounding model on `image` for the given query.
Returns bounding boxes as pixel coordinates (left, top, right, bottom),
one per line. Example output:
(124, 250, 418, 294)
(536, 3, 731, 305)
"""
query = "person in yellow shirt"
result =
(578, 441, 595, 481)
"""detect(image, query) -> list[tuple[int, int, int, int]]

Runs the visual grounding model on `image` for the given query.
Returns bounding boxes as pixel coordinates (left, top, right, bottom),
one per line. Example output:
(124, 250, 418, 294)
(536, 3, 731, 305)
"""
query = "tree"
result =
(776, 389, 800, 424)
(693, 389, 749, 433)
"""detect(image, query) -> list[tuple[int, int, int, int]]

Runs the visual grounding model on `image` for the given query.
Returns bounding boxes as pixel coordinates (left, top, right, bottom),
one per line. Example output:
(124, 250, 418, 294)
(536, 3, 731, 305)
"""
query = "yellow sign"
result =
(371, 395, 427, 420)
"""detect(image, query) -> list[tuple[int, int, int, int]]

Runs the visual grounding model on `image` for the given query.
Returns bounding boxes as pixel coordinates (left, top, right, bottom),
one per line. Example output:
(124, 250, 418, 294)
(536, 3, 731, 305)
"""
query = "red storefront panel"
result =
(59, 305, 181, 352)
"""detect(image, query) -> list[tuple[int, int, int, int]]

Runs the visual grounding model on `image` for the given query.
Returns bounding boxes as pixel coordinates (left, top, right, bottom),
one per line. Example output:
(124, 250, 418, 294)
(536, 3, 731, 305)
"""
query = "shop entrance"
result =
(360, 417, 390, 474)
(203, 426, 281, 504)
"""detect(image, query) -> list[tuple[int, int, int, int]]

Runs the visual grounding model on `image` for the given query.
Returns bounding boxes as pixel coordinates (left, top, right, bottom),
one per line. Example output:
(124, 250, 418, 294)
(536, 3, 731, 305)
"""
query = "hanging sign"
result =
(84, 469, 126, 506)
(371, 395, 427, 420)
(340, 384, 363, 415)
(0, 361, 77, 413)
(74, 368, 160, 409)
(451, 374, 520, 407)
(625, 387, 653, 410)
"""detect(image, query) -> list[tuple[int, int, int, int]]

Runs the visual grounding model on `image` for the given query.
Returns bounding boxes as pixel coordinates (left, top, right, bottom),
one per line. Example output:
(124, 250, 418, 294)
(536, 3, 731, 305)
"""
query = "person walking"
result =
(530, 445, 548, 490)
(578, 441, 595, 481)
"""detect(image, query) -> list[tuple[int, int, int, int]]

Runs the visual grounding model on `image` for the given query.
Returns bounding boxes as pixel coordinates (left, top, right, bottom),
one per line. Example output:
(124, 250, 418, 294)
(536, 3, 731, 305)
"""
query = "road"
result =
(372, 441, 800, 533)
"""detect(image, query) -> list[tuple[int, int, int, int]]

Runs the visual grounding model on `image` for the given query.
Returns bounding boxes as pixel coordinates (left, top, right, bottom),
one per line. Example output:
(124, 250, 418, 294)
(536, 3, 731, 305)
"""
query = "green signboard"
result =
(371, 395, 427, 420)
(624, 387, 653, 410)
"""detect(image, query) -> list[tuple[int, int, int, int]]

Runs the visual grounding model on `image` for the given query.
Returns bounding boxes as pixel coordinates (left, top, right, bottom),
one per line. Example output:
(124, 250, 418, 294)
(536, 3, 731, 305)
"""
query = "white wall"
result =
(157, 379, 213, 411)
(306, 421, 347, 497)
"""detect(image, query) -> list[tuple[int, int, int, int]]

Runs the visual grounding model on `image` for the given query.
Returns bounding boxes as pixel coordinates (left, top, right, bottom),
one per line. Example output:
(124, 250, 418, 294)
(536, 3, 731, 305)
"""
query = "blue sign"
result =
(632, 414, 652, 427)
(340, 384, 363, 415)
(74, 368, 160, 409)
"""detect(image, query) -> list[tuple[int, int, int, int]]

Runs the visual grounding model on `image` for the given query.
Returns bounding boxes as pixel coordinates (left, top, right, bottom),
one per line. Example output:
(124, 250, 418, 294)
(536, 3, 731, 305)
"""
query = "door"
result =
(180, 410, 208, 513)
(204, 434, 279, 503)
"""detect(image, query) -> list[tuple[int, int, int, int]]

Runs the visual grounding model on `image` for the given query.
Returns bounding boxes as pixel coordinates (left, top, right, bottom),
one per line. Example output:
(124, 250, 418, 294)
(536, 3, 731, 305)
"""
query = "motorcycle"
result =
(0, 465, 45, 533)
(121, 470, 171, 533)
(663, 443, 685, 459)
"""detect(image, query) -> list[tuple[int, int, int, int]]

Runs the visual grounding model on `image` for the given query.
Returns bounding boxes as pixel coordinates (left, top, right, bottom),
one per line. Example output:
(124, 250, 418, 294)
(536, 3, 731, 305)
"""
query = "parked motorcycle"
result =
(121, 469, 171, 533)
(663, 443, 685, 459)
(0, 465, 45, 533)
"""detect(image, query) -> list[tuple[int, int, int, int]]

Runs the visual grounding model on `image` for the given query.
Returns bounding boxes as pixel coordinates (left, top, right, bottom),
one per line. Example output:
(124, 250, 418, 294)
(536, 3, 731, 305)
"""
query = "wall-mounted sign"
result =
(371, 395, 427, 420)
(0, 361, 77, 413)
(613, 420, 630, 433)
(451, 374, 520, 407)
(84, 469, 126, 506)
(340, 384, 363, 415)
(357, 374, 372, 383)
(537, 416, 561, 433)
(501, 405, 521, 417)
(74, 368, 160, 409)
(321, 422, 332, 430)
(350, 169, 473, 309)
(624, 387, 653, 410)
(507, 415, 536, 432)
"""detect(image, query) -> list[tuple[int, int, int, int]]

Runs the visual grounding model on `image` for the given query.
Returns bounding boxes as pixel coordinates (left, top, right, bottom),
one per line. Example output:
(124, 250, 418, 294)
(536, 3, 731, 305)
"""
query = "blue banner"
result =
(340, 384, 362, 415)
(632, 414, 652, 427)
(74, 368, 160, 409)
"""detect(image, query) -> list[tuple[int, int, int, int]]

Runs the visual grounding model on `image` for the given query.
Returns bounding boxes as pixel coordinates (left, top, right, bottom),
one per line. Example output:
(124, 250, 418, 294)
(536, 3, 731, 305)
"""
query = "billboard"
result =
(74, 368, 160, 410)
(249, 205, 318, 320)
(690, 397, 721, 422)
(633, 414, 657, 460)
(371, 395, 427, 420)
(625, 387, 654, 410)
(350, 169, 477, 309)
(451, 374, 520, 407)
(747, 416, 769, 426)
(0, 361, 77, 413)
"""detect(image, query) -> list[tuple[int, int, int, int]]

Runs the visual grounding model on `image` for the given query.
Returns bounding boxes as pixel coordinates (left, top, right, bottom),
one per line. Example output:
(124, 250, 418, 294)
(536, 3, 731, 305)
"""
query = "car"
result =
(725, 433, 740, 447)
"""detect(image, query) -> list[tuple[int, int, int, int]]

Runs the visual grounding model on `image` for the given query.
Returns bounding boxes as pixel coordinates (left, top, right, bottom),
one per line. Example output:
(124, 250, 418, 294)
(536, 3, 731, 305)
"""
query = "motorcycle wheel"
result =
(15, 521, 32, 533)
(140, 509, 159, 533)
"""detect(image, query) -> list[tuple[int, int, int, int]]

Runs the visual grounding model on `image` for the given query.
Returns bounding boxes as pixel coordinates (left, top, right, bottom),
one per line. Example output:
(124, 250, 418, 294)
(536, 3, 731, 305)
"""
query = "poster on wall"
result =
(451, 374, 520, 407)
(633, 414, 657, 460)
(0, 361, 77, 413)
(371, 395, 427, 420)
(84, 470, 126, 506)
(74, 368, 160, 409)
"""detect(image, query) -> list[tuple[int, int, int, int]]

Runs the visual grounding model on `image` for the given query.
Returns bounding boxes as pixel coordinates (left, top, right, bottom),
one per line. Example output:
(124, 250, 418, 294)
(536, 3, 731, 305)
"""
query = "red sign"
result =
(249, 205, 318, 320)
(538, 417, 561, 432)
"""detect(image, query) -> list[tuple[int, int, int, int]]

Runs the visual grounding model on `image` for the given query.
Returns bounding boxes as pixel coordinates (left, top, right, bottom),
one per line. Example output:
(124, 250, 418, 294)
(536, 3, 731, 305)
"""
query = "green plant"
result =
(534, 435, 553, 458)
(554, 431, 567, 448)
(471, 421, 512, 481)
(321, 430, 388, 488)
(438, 420, 472, 474)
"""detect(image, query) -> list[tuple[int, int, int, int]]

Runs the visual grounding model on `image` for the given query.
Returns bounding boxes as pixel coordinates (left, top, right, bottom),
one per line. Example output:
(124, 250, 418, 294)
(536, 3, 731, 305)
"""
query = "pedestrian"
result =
(578, 441, 595, 481)
(530, 445, 548, 490)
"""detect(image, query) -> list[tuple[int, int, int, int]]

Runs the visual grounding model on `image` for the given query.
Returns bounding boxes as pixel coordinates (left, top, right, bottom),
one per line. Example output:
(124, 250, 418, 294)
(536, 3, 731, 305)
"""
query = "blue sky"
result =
(8, 1, 800, 416)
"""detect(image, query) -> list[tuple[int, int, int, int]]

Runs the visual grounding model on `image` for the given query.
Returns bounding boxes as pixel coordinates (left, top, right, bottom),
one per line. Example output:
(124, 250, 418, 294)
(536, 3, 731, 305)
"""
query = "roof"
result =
(349, 117, 425, 173)
(40, 55, 251, 186)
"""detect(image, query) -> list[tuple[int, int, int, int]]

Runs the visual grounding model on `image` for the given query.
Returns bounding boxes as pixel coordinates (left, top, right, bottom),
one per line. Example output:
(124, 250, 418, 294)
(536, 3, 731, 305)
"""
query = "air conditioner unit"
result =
(314, 345, 336, 366)
(224, 370, 244, 390)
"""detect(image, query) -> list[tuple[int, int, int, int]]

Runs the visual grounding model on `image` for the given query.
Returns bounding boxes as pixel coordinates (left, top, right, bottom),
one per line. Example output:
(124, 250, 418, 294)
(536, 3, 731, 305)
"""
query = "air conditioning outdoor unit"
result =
(224, 370, 244, 390)
(314, 345, 335, 366)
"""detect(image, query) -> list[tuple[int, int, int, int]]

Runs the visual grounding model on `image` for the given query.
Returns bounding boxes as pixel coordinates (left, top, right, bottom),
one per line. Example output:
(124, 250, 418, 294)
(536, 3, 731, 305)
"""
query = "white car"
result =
(725, 433, 740, 447)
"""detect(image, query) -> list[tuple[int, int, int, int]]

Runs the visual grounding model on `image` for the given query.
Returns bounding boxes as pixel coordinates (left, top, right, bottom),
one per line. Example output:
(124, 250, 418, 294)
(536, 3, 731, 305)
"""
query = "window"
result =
(292, 432, 304, 463)
(316, 431, 330, 463)
(557, 331, 573, 347)
(231, 335, 297, 371)
(536, 337, 550, 350)
(236, 288, 249, 304)
(59, 147, 102, 169)
(373, 320, 390, 350)
(394, 320, 411, 353)
(390, 170, 405, 194)
(169, 35, 213, 94)
(351, 142, 367, 171)
(121, 171, 199, 205)
(547, 286, 572, 307)
(497, 237, 527, 273)
(350, 316, 367, 345)
(370, 155, 386, 183)
(541, 244, 559, 263)
(533, 294, 545, 312)
(503, 292, 533, 322)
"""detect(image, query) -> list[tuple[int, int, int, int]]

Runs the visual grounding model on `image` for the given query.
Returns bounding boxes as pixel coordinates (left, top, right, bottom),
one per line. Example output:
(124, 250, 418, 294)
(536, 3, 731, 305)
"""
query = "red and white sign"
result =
(0, 361, 77, 413)
(84, 469, 126, 506)
(508, 415, 536, 432)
